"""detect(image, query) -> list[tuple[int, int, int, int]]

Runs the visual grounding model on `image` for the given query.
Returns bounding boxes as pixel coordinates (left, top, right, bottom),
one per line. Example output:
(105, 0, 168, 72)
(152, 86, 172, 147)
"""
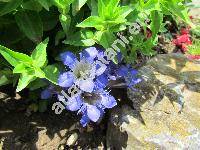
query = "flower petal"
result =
(117, 65, 129, 77)
(79, 79, 94, 93)
(95, 62, 107, 76)
(60, 51, 78, 69)
(130, 69, 138, 76)
(87, 105, 101, 122)
(95, 74, 108, 89)
(66, 96, 82, 111)
(80, 47, 98, 61)
(101, 95, 117, 108)
(58, 72, 74, 88)
(80, 114, 90, 127)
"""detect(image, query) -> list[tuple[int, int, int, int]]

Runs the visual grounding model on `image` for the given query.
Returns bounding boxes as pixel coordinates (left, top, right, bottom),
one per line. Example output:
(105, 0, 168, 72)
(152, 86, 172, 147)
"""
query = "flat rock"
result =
(107, 54, 200, 149)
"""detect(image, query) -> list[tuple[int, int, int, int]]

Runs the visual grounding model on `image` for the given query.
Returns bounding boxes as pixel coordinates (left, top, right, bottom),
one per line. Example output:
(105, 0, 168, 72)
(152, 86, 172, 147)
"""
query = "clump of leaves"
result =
(0, 0, 194, 92)
(0, 38, 59, 92)
(76, 0, 133, 48)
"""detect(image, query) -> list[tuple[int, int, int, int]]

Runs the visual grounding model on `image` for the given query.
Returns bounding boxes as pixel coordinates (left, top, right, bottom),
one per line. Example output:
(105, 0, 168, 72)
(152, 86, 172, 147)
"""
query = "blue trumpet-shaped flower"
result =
(58, 47, 107, 93)
(44, 47, 141, 127)
(58, 89, 117, 127)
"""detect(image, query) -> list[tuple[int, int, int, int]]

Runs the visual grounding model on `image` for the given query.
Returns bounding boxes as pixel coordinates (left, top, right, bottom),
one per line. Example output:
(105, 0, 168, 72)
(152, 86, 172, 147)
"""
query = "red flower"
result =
(172, 27, 192, 52)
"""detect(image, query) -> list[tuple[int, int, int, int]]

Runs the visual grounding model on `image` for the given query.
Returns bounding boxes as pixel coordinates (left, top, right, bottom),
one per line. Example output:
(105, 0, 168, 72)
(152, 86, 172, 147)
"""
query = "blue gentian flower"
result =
(58, 47, 107, 92)
(58, 89, 117, 127)
(54, 47, 141, 127)
(116, 64, 142, 88)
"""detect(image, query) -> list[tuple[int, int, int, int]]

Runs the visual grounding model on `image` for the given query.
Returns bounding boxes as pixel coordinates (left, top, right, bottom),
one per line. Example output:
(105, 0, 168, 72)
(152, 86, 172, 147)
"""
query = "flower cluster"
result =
(41, 47, 140, 127)
(172, 27, 192, 52)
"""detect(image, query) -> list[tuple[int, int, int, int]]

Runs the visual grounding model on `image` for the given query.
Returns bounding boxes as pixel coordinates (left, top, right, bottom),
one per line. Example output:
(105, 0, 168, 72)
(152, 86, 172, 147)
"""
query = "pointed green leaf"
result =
(59, 14, 71, 34)
(64, 30, 95, 46)
(150, 10, 163, 40)
(13, 63, 27, 74)
(95, 30, 116, 48)
(72, 0, 87, 16)
(43, 65, 59, 85)
(87, 0, 98, 16)
(118, 6, 133, 19)
(0, 45, 33, 67)
(37, 0, 51, 11)
(76, 16, 104, 30)
(98, 0, 105, 18)
(16, 73, 36, 92)
(31, 38, 49, 68)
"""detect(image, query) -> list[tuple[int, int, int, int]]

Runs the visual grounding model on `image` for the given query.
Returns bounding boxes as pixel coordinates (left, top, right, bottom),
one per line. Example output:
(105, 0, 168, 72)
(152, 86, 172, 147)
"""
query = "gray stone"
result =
(107, 54, 200, 150)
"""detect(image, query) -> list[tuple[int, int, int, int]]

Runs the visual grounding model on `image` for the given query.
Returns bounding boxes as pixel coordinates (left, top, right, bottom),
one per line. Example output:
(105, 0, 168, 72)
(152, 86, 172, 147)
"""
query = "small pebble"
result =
(58, 145, 65, 150)
(66, 132, 78, 146)
(15, 93, 21, 100)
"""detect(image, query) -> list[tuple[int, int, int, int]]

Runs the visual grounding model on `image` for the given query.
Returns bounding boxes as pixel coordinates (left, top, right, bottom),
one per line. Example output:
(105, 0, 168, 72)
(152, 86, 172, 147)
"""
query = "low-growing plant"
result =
(0, 0, 195, 126)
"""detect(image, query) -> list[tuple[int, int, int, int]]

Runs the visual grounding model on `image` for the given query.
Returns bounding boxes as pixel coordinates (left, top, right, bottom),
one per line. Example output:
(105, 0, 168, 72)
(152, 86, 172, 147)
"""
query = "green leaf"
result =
(40, 9, 58, 31)
(106, 0, 120, 16)
(0, 45, 33, 67)
(0, 69, 13, 86)
(31, 38, 49, 68)
(118, 6, 133, 19)
(22, 0, 42, 12)
(43, 65, 59, 84)
(77, 16, 104, 30)
(34, 67, 45, 78)
(53, 0, 74, 14)
(29, 78, 48, 91)
(59, 14, 71, 34)
(16, 73, 36, 92)
(13, 63, 28, 74)
(0, 0, 22, 16)
(55, 30, 65, 46)
(187, 39, 200, 55)
(98, 0, 105, 18)
(143, 0, 161, 11)
(150, 10, 163, 40)
(15, 10, 43, 43)
(72, 0, 87, 16)
(0, 74, 10, 86)
(64, 30, 95, 46)
(37, 0, 51, 11)
(95, 30, 116, 48)
(161, 0, 192, 25)
(87, 0, 98, 16)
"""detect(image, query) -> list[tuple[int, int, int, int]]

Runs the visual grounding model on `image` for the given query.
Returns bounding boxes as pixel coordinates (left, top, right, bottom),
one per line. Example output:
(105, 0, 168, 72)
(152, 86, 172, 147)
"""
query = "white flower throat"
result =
(72, 60, 96, 80)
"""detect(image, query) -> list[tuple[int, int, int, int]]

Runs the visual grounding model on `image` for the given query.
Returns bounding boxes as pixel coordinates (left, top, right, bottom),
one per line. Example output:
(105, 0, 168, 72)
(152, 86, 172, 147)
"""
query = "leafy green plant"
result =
(123, 0, 193, 63)
(76, 0, 133, 48)
(0, 38, 59, 92)
(0, 0, 193, 92)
